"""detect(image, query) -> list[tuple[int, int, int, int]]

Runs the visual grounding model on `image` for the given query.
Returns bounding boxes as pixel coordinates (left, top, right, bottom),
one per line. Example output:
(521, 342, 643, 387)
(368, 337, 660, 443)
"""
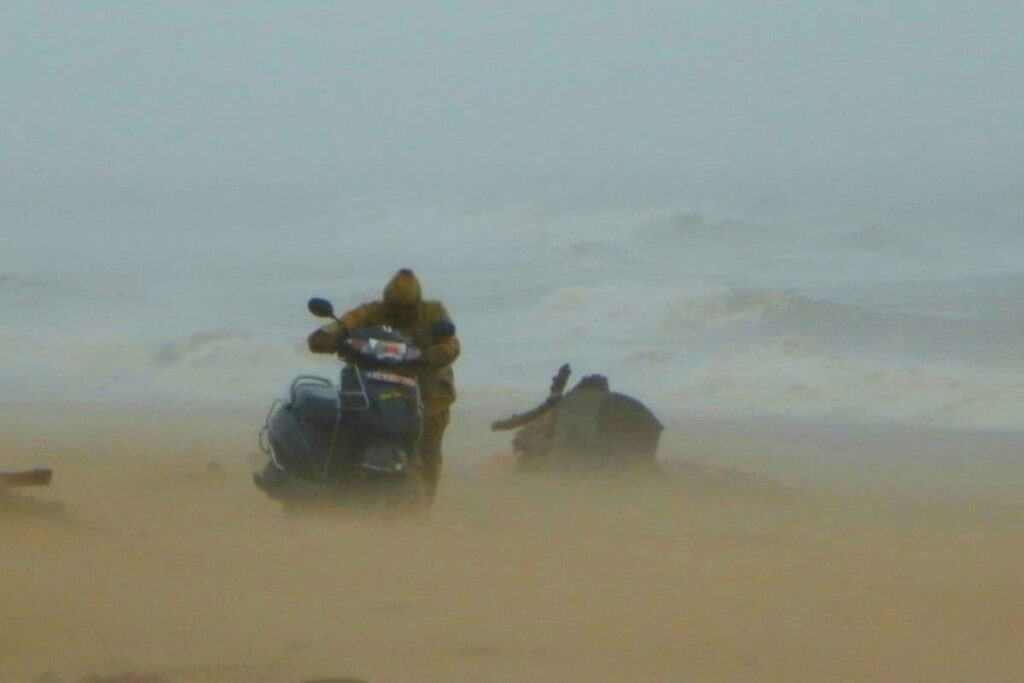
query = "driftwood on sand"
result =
(1, 468, 59, 515)
(491, 364, 572, 431)
(0, 468, 52, 488)
(493, 365, 663, 469)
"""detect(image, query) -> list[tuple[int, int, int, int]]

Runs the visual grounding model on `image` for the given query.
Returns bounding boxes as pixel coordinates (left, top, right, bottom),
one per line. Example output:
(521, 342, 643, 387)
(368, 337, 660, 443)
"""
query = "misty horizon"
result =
(2, 2, 1021, 221)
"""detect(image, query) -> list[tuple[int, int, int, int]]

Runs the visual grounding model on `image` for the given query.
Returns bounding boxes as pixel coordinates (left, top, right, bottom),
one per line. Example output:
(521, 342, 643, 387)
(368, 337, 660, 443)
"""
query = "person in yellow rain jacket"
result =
(307, 269, 459, 502)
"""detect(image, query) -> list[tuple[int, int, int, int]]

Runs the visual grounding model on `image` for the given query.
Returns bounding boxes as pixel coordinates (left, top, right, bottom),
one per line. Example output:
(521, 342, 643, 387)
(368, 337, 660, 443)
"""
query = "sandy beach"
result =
(5, 4, 1023, 682)
(3, 406, 1022, 683)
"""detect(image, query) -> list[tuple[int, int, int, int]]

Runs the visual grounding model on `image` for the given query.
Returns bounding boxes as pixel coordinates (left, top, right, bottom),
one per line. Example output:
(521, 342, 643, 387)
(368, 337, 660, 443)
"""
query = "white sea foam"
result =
(2, 201, 1022, 432)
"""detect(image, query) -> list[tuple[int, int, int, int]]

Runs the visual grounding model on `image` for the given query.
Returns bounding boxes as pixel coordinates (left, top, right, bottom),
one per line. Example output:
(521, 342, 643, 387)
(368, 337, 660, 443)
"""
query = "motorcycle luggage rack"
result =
(288, 375, 334, 403)
(339, 366, 371, 411)
(282, 374, 357, 479)
(258, 399, 282, 457)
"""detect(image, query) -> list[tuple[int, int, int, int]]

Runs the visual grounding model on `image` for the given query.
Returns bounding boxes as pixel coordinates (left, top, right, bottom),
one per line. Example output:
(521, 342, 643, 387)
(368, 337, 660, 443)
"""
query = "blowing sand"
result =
(2, 406, 1022, 683)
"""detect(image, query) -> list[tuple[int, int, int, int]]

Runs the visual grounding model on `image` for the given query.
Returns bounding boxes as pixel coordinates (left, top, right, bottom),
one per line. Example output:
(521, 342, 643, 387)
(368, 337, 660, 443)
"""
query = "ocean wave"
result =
(569, 240, 646, 267)
(523, 283, 869, 337)
(660, 288, 856, 330)
(2, 323, 1021, 433)
(671, 344, 1024, 432)
(153, 331, 247, 366)
(5, 200, 1023, 432)
(521, 282, 1023, 368)
(635, 211, 768, 243)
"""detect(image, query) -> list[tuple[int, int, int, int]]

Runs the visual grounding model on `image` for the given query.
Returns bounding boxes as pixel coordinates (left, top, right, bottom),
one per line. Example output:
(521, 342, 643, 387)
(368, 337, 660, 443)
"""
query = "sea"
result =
(2, 191, 1022, 432)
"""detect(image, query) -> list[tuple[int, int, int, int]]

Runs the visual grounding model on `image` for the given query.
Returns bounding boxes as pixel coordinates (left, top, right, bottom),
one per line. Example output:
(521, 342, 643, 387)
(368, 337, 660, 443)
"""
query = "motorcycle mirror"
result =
(307, 297, 335, 319)
(431, 319, 456, 338)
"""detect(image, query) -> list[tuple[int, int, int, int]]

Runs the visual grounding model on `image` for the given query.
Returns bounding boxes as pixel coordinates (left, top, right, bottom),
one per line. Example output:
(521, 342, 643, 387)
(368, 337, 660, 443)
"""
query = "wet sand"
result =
(2, 406, 1023, 682)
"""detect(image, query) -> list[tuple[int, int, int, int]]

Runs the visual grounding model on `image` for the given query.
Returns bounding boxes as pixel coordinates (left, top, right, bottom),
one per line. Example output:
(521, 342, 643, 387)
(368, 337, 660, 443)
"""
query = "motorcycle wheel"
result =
(363, 470, 427, 515)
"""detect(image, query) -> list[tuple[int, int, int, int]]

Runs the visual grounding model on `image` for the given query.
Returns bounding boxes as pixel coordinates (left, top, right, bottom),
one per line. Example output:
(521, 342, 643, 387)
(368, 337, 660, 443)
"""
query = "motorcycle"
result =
(253, 297, 453, 511)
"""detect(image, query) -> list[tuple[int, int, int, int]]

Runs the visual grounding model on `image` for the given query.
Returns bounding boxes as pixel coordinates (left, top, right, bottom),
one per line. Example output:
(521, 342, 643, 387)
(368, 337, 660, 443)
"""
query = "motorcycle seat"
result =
(292, 383, 340, 427)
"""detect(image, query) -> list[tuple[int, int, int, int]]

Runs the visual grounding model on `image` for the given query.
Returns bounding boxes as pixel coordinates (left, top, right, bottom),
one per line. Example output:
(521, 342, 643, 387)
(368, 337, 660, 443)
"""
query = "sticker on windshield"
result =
(375, 341, 407, 360)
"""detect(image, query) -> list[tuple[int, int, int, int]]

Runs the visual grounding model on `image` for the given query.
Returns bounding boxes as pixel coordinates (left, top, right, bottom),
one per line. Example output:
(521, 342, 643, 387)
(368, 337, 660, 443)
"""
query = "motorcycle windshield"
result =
(372, 340, 408, 361)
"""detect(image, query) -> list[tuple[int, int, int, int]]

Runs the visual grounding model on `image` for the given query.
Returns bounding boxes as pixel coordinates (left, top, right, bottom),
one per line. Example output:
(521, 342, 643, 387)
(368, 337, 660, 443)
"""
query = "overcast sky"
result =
(2, 2, 1021, 214)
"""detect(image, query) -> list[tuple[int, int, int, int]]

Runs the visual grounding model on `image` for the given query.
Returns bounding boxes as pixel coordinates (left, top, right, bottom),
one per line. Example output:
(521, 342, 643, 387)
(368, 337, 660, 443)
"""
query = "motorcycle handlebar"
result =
(334, 337, 425, 369)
